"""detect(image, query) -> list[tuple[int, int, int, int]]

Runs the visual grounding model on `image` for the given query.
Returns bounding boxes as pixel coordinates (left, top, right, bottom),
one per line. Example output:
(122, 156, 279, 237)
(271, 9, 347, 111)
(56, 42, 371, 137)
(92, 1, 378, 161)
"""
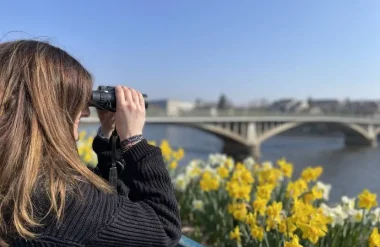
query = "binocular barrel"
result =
(89, 86, 148, 112)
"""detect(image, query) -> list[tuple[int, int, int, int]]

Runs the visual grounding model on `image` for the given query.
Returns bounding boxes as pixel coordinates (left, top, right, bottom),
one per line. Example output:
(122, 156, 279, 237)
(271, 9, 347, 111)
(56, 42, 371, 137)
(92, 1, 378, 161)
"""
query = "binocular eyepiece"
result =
(89, 86, 148, 112)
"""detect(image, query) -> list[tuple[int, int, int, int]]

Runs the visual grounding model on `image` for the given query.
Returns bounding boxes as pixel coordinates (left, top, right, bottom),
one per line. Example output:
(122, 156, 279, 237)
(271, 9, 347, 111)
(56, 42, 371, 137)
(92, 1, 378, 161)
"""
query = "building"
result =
(339, 100, 380, 116)
(307, 99, 342, 113)
(268, 99, 308, 113)
(148, 99, 195, 116)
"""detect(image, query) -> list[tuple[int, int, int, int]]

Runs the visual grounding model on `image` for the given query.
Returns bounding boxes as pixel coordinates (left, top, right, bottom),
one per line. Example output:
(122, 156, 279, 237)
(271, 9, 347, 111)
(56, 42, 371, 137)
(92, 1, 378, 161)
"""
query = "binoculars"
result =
(89, 86, 148, 112)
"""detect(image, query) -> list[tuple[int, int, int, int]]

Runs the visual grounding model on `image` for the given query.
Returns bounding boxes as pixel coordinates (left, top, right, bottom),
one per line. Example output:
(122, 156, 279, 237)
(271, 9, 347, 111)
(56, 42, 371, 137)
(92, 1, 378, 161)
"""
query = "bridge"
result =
(81, 111, 380, 160)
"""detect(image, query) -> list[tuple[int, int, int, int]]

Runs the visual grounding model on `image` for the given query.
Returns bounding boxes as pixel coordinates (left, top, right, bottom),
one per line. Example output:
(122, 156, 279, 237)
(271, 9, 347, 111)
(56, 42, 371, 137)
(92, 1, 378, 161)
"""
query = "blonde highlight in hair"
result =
(0, 40, 113, 245)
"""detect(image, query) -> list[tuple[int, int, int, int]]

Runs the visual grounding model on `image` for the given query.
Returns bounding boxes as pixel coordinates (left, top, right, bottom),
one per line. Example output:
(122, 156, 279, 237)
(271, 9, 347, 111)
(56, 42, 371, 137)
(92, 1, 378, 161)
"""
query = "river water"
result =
(80, 123, 380, 203)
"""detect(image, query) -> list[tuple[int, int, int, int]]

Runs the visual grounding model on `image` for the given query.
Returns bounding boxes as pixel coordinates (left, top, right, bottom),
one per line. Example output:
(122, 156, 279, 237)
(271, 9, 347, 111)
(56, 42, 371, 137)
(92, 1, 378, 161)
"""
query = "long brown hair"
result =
(0, 40, 113, 245)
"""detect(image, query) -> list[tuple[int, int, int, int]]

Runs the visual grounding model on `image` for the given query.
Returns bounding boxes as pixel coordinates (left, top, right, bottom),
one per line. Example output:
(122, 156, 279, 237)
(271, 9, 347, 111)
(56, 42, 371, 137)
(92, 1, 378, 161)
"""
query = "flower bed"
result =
(78, 131, 380, 247)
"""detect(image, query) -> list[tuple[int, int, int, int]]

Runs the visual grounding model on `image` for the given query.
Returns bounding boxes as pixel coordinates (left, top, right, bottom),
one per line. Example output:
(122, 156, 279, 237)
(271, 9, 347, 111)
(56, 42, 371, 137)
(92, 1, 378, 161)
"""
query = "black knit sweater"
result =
(11, 136, 182, 246)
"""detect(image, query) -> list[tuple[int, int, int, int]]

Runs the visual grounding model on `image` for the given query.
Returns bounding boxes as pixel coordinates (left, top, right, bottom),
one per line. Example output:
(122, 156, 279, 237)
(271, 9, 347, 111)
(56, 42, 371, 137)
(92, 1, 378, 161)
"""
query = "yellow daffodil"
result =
(250, 223, 264, 242)
(252, 197, 268, 216)
(199, 171, 220, 192)
(229, 226, 241, 243)
(301, 166, 323, 183)
(284, 235, 303, 247)
(358, 189, 378, 210)
(369, 228, 380, 247)
(217, 166, 229, 179)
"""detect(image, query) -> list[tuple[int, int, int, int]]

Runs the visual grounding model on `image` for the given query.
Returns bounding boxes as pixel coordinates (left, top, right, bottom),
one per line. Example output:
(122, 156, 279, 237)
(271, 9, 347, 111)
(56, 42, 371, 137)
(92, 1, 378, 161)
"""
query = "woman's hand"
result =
(115, 86, 146, 140)
(96, 109, 115, 139)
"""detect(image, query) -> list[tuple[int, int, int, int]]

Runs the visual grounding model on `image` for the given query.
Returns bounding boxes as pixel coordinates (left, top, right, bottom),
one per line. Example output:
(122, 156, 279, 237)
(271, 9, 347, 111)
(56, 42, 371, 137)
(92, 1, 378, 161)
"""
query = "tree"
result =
(195, 98, 203, 107)
(217, 94, 232, 109)
(307, 96, 313, 106)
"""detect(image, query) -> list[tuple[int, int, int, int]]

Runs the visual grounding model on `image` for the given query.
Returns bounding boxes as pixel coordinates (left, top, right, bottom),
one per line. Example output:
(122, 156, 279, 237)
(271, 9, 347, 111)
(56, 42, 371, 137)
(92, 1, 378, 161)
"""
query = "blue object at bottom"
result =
(176, 235, 204, 247)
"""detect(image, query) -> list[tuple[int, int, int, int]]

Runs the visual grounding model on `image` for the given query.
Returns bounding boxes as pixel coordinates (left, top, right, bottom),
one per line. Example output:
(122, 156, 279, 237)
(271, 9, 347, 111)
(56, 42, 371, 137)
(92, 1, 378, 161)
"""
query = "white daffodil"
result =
(316, 181, 332, 201)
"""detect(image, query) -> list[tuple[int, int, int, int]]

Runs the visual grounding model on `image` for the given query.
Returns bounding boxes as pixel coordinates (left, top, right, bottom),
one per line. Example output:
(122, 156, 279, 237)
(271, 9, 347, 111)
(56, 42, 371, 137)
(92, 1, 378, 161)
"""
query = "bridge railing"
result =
(179, 109, 374, 118)
(90, 107, 378, 118)
(143, 108, 375, 118)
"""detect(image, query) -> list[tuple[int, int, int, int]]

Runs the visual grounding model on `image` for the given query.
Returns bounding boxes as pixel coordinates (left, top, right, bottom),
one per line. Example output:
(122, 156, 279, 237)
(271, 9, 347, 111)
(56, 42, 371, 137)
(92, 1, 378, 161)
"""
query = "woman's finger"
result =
(138, 92, 145, 109)
(130, 88, 140, 107)
(123, 87, 134, 107)
(115, 86, 125, 109)
(124, 87, 136, 109)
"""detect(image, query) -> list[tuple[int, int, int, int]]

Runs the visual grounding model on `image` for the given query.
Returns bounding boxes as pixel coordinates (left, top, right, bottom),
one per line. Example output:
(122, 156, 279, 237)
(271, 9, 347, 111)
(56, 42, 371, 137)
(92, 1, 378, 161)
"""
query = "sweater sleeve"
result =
(87, 139, 182, 247)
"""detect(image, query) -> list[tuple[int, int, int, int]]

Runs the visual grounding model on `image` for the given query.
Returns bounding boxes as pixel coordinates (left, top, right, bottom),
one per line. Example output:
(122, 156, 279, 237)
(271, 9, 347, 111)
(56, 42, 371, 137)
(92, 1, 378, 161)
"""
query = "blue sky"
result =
(1, 0, 380, 103)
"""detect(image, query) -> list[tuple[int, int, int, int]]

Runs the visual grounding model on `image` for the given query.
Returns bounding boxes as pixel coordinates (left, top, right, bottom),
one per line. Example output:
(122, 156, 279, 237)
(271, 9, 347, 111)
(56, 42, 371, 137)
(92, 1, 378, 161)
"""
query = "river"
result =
(80, 123, 380, 203)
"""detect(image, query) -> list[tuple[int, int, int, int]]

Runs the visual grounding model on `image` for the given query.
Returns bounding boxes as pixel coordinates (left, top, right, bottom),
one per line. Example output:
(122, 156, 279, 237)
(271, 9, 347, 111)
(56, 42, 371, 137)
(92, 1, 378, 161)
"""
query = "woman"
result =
(0, 40, 181, 246)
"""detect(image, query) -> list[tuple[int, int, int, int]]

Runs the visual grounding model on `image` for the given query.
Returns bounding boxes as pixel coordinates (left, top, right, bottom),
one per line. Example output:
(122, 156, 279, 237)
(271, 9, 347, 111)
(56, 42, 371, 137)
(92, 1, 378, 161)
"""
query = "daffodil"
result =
(228, 203, 248, 221)
(159, 139, 172, 162)
(224, 157, 235, 171)
(229, 226, 241, 243)
(341, 196, 356, 211)
(252, 197, 268, 216)
(284, 235, 303, 247)
(169, 161, 178, 170)
(277, 157, 294, 178)
(301, 166, 323, 183)
(199, 171, 220, 192)
(286, 179, 308, 200)
(315, 181, 332, 200)
(279, 216, 297, 238)
(358, 189, 378, 210)
(256, 184, 275, 201)
(369, 228, 380, 247)
(369, 208, 380, 225)
(185, 161, 203, 179)
(245, 212, 257, 225)
(192, 199, 204, 212)
(173, 174, 189, 192)
(217, 166, 229, 179)
(250, 223, 264, 242)
(243, 156, 255, 170)
(298, 220, 327, 244)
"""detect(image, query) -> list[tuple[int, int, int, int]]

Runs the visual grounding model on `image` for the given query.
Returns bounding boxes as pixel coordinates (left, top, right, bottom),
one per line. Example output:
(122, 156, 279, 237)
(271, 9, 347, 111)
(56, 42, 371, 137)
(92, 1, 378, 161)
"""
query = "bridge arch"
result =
(182, 123, 255, 160)
(171, 121, 375, 160)
(181, 123, 250, 146)
(159, 122, 254, 160)
(258, 122, 372, 144)
(160, 121, 373, 147)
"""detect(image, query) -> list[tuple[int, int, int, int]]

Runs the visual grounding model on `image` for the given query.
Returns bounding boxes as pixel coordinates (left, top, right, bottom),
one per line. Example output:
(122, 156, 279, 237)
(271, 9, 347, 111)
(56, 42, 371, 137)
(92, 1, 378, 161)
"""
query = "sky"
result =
(1, 0, 380, 104)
